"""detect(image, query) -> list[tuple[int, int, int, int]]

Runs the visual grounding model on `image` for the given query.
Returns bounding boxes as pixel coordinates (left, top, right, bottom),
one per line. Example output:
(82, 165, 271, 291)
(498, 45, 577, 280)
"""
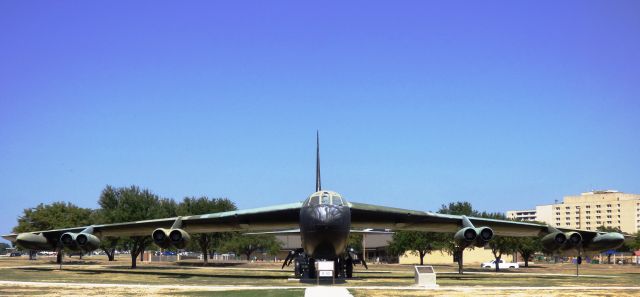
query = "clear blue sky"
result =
(1, 1, 639, 242)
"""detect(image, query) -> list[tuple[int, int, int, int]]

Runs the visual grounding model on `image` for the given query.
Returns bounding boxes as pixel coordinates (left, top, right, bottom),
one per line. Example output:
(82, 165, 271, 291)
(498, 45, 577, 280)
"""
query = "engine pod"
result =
(152, 228, 172, 249)
(76, 233, 101, 252)
(454, 227, 477, 248)
(169, 229, 191, 249)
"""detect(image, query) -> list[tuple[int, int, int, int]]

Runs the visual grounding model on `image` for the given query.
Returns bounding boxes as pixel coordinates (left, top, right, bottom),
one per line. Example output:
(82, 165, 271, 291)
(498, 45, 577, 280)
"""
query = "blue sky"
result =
(1, 1, 639, 242)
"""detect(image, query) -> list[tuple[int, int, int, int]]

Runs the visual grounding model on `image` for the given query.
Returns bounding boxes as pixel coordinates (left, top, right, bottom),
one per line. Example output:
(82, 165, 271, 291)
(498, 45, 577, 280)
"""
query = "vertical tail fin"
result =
(316, 130, 321, 192)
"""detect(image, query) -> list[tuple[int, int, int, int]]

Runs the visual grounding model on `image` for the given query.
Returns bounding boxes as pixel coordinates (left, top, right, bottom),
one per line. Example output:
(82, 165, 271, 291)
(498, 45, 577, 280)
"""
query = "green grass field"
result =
(1, 256, 639, 296)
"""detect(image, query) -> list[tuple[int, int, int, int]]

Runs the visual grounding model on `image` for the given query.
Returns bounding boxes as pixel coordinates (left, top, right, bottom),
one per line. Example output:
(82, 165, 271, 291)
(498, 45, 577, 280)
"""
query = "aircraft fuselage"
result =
(299, 191, 351, 260)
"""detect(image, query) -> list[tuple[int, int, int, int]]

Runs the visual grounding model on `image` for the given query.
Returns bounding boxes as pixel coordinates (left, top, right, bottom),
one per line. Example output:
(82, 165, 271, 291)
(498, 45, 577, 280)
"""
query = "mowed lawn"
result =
(1, 256, 640, 296)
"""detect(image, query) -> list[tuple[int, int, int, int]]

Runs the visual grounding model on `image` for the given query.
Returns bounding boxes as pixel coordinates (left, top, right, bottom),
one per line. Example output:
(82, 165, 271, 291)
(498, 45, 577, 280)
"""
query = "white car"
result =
(481, 259, 519, 269)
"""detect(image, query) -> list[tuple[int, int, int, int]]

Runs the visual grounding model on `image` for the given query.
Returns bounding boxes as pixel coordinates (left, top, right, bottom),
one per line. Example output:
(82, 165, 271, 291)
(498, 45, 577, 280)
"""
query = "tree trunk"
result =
(419, 251, 425, 265)
(524, 257, 529, 267)
(457, 248, 464, 275)
(202, 248, 208, 263)
(199, 236, 209, 264)
(607, 254, 612, 264)
(139, 248, 144, 262)
(104, 248, 115, 261)
(56, 250, 63, 264)
(495, 256, 501, 272)
(131, 252, 137, 269)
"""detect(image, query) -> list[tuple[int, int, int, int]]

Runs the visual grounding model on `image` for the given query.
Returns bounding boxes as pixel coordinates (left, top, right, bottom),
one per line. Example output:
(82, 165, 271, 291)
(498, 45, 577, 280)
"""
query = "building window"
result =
(586, 222, 591, 225)
(596, 210, 601, 213)
(586, 216, 591, 219)
(565, 217, 570, 220)
(586, 227, 591, 230)
(586, 211, 591, 214)
(607, 210, 612, 213)
(607, 215, 612, 218)
(596, 221, 602, 224)
(596, 205, 601, 208)
(607, 221, 612, 224)
(596, 216, 601, 219)
(556, 218, 560, 221)
(556, 223, 561, 226)
(565, 206, 570, 210)
(556, 212, 560, 215)
(565, 212, 570, 215)
(607, 204, 612, 207)
(586, 205, 591, 209)
(575, 211, 580, 214)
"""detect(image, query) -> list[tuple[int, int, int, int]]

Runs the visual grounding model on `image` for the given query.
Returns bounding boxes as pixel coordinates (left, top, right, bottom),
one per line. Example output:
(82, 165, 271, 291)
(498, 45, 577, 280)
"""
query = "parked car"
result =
(9, 252, 22, 257)
(481, 259, 519, 269)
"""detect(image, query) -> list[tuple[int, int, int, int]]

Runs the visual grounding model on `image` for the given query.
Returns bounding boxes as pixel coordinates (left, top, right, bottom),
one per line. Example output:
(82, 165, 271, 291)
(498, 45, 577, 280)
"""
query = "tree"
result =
(0, 242, 9, 255)
(437, 201, 481, 274)
(176, 196, 237, 263)
(388, 231, 445, 265)
(97, 185, 177, 268)
(514, 237, 541, 268)
(13, 202, 93, 234)
(347, 233, 363, 252)
(221, 234, 281, 261)
(488, 236, 518, 272)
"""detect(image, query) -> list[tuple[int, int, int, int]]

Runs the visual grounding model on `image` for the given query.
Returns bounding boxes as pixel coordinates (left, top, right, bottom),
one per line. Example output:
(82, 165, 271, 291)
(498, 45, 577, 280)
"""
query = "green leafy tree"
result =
(437, 201, 482, 274)
(13, 202, 93, 233)
(221, 234, 281, 261)
(388, 231, 445, 265)
(97, 185, 177, 268)
(347, 233, 363, 251)
(514, 237, 541, 268)
(0, 242, 9, 254)
(488, 236, 518, 272)
(176, 196, 237, 263)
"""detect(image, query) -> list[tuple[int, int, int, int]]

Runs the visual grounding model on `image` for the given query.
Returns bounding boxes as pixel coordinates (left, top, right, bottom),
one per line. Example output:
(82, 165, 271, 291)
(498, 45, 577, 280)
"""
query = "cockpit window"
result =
(307, 196, 319, 206)
(321, 193, 330, 205)
(332, 196, 343, 206)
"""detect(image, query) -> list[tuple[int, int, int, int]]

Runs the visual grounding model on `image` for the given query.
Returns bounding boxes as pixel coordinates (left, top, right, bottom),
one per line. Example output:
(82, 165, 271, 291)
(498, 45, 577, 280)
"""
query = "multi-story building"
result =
(506, 190, 640, 234)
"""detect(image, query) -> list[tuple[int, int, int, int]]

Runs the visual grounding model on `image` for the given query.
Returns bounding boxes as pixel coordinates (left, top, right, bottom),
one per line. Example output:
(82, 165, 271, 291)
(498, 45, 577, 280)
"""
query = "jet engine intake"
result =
(76, 233, 101, 252)
(169, 229, 191, 249)
(563, 232, 582, 249)
(541, 232, 566, 252)
(60, 232, 80, 251)
(152, 228, 172, 249)
(474, 227, 493, 247)
(454, 227, 477, 247)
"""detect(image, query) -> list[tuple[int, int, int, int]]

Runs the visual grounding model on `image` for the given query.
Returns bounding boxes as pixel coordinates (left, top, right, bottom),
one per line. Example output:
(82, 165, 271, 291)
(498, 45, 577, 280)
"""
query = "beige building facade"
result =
(506, 190, 640, 234)
(399, 247, 506, 265)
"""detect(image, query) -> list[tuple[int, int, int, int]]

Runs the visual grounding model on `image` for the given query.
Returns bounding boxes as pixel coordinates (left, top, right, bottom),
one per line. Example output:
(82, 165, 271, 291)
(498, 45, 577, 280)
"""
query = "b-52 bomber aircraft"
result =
(2, 134, 627, 278)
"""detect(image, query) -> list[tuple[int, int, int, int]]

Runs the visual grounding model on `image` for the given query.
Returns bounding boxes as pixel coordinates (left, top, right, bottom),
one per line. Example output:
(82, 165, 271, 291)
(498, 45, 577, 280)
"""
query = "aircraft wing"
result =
(349, 202, 578, 237)
(3, 202, 302, 242)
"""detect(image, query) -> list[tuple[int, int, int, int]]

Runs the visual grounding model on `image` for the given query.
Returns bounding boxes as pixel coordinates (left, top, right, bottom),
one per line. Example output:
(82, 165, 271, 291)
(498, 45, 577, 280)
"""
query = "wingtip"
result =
(1, 233, 18, 242)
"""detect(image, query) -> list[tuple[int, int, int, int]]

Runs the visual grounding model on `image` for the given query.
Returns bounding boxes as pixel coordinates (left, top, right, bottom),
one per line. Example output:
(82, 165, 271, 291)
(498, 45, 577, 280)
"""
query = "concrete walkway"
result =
(305, 287, 353, 297)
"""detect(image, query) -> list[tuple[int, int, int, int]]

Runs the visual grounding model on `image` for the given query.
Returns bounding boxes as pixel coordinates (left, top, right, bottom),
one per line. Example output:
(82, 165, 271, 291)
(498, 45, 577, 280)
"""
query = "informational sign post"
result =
(414, 265, 438, 287)
(315, 260, 335, 285)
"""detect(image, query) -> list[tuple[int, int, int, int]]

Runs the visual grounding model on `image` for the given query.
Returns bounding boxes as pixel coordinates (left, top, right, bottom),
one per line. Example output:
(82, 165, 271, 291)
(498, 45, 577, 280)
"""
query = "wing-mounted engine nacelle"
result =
(541, 232, 567, 252)
(152, 228, 172, 249)
(169, 229, 191, 249)
(60, 233, 80, 251)
(76, 233, 101, 252)
(60, 232, 101, 252)
(562, 232, 582, 250)
(583, 232, 625, 251)
(152, 228, 191, 249)
(454, 227, 477, 248)
(473, 227, 494, 247)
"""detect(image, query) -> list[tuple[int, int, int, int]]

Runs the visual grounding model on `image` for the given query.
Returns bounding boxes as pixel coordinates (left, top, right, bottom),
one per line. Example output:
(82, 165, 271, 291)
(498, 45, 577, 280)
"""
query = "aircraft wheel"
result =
(346, 258, 353, 278)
